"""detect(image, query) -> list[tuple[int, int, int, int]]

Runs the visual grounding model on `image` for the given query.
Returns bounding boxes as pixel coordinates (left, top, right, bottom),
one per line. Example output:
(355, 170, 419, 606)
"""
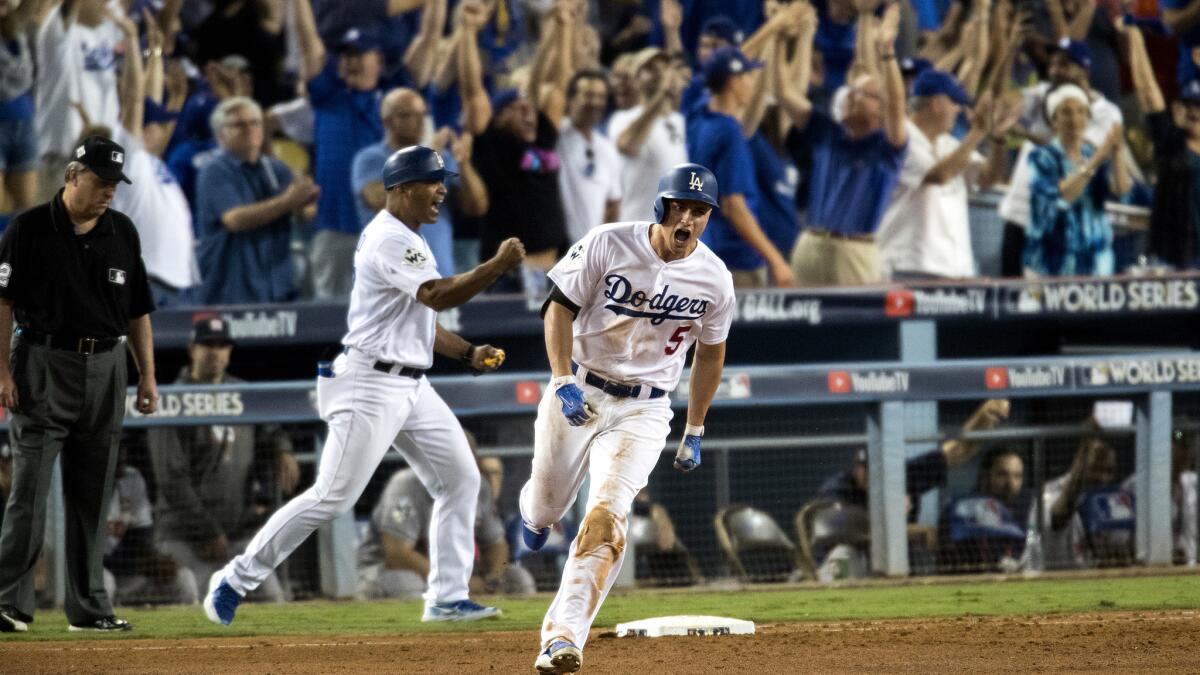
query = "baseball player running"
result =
(203, 145, 524, 625)
(520, 163, 735, 673)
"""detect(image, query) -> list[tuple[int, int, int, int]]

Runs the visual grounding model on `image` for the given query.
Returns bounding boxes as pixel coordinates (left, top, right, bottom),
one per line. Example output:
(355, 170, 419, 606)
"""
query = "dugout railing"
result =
(13, 350, 1200, 606)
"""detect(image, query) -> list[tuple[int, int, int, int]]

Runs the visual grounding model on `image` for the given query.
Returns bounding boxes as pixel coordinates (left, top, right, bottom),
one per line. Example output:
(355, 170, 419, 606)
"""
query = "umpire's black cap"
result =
(73, 135, 132, 184)
(191, 316, 235, 346)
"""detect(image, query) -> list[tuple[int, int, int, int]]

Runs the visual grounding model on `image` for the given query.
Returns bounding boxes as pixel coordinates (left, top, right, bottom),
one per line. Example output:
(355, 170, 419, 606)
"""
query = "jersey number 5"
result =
(665, 325, 692, 355)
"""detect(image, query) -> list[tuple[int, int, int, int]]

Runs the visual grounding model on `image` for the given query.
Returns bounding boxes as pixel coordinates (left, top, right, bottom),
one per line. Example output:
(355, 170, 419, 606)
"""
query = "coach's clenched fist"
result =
(494, 238, 526, 270)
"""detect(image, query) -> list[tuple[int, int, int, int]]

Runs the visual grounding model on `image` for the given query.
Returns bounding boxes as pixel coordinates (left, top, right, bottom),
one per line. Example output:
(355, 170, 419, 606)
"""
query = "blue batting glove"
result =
(674, 424, 704, 472)
(554, 380, 594, 426)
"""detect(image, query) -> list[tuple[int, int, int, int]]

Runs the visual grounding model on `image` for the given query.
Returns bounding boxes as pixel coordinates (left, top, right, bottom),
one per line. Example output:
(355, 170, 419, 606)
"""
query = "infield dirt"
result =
(3, 610, 1196, 674)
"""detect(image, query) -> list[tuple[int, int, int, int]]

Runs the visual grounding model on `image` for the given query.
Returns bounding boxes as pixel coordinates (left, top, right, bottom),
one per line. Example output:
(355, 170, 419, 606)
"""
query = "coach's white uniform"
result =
(520, 222, 735, 650)
(219, 209, 480, 607)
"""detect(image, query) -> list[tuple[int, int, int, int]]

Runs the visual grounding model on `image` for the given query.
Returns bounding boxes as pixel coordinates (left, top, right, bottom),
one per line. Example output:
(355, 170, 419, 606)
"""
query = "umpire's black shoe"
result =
(68, 616, 131, 632)
(0, 605, 29, 633)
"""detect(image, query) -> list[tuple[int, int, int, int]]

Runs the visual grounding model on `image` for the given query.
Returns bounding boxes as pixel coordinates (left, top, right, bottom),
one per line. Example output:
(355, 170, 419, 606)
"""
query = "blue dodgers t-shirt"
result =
(309, 58, 385, 235)
(749, 132, 800, 258)
(686, 105, 763, 270)
(193, 149, 296, 304)
(787, 109, 906, 236)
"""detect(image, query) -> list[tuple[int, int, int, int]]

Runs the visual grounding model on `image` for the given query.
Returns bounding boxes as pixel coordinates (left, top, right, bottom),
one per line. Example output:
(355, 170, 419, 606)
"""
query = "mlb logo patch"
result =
(108, 268, 127, 285)
(111, 151, 124, 164)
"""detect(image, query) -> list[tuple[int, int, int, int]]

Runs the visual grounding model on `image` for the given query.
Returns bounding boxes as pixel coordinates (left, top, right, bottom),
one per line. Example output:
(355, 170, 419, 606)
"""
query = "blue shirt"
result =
(680, 74, 709, 119)
(166, 138, 218, 208)
(814, 14, 856, 93)
(1024, 140, 1114, 277)
(193, 149, 296, 304)
(686, 105, 762, 270)
(749, 132, 800, 259)
(790, 110, 906, 236)
(309, 58, 385, 235)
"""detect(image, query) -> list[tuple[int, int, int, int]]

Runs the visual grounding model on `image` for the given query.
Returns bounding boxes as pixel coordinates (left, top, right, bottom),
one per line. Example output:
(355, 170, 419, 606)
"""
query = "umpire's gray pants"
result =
(0, 341, 126, 624)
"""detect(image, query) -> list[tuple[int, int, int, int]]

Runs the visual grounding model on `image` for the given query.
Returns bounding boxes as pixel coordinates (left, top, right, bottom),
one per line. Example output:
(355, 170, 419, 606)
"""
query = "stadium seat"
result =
(795, 499, 870, 580)
(628, 514, 701, 587)
(714, 505, 796, 583)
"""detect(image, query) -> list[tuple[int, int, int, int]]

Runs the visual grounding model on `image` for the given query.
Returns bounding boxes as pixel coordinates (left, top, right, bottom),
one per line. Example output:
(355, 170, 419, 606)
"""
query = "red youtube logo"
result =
(827, 370, 851, 394)
(884, 289, 914, 317)
(985, 367, 1008, 390)
(515, 381, 542, 405)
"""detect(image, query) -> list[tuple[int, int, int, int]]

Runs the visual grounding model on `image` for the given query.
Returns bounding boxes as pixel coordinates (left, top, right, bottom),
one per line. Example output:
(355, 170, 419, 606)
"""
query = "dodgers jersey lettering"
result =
(342, 210, 441, 368)
(549, 222, 735, 392)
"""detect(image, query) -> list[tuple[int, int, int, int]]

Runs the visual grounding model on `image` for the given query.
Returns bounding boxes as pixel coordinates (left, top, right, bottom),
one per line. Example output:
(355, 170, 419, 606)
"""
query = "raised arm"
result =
(528, 0, 572, 124)
(772, 2, 817, 130)
(616, 74, 676, 156)
(415, 238, 525, 310)
(404, 0, 447, 87)
(740, 0, 800, 58)
(956, 0, 990, 95)
(661, 0, 683, 55)
(876, 2, 907, 148)
(458, 1, 491, 136)
(1163, 0, 1200, 36)
(1119, 22, 1165, 114)
(923, 93, 992, 185)
(387, 0, 424, 14)
(112, 10, 144, 136)
(293, 0, 327, 82)
(142, 9, 166, 103)
(1066, 0, 1096, 41)
(450, 132, 489, 217)
(854, 0, 881, 76)
(740, 37, 775, 136)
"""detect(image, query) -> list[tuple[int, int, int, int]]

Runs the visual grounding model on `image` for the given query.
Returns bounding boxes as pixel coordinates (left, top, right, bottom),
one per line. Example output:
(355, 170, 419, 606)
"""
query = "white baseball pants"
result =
(519, 374, 672, 650)
(220, 349, 479, 606)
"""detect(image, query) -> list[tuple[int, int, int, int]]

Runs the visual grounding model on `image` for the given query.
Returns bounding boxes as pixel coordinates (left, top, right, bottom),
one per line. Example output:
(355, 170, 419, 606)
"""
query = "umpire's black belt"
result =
(573, 364, 665, 400)
(19, 328, 123, 355)
(341, 346, 426, 379)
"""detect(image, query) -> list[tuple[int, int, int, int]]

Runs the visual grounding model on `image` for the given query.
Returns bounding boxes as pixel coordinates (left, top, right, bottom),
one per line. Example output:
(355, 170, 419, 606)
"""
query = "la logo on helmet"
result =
(688, 172, 703, 191)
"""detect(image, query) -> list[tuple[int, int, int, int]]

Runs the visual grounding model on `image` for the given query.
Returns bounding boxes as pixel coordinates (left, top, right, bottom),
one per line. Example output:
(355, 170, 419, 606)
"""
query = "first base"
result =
(615, 615, 755, 638)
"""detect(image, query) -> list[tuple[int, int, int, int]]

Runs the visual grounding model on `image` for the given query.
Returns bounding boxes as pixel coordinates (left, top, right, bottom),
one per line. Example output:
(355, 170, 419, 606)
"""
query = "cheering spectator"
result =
(351, 88, 489, 275)
(608, 48, 687, 222)
(1023, 83, 1128, 277)
(610, 51, 640, 113)
(1123, 23, 1200, 270)
(358, 458, 535, 600)
(189, 0, 287, 106)
(779, 2, 907, 286)
(818, 399, 1010, 518)
(33, 0, 123, 202)
(461, 0, 570, 290)
(194, 96, 318, 304)
(556, 69, 621, 243)
(167, 55, 254, 204)
(876, 70, 1012, 280)
(148, 317, 298, 602)
(997, 38, 1123, 277)
(1162, 0, 1200, 85)
(294, 0, 387, 300)
(687, 46, 792, 288)
(108, 12, 199, 307)
(679, 15, 743, 113)
(0, 0, 44, 227)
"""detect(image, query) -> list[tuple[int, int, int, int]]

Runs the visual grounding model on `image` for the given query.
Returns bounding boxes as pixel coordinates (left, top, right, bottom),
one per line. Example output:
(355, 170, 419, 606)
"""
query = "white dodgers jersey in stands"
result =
(548, 222, 736, 392)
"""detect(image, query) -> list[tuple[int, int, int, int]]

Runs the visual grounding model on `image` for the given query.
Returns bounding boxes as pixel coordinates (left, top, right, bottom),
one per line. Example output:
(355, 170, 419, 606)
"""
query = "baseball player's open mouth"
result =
(673, 229, 691, 244)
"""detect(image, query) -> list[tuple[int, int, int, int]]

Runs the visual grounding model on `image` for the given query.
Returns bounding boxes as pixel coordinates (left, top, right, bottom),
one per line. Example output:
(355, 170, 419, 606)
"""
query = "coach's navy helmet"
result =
(382, 145, 458, 190)
(653, 163, 719, 222)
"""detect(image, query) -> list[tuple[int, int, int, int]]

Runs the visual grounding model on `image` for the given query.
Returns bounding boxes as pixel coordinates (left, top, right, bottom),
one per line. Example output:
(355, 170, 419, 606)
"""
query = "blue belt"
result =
(572, 364, 665, 399)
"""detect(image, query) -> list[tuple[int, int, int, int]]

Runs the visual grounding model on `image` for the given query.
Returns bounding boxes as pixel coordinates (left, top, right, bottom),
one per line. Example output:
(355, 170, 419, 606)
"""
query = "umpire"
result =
(0, 135, 158, 633)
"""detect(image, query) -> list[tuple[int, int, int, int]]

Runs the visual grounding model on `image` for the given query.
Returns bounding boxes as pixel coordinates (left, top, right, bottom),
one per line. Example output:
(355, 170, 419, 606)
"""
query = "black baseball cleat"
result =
(68, 616, 132, 632)
(0, 605, 29, 633)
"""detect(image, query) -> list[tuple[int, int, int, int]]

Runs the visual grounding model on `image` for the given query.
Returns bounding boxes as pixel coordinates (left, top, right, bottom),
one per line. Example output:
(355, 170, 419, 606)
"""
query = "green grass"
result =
(7, 574, 1200, 642)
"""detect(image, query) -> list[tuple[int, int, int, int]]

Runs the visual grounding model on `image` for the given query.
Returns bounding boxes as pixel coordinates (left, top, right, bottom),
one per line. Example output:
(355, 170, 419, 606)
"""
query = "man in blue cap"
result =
(294, 0, 388, 299)
(996, 37, 1123, 276)
(678, 15, 743, 113)
(877, 70, 1013, 280)
(686, 46, 793, 288)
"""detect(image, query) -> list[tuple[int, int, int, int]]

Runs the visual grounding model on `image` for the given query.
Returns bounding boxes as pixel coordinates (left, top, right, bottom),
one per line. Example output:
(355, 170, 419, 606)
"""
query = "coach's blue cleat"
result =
(535, 639, 582, 673)
(204, 572, 243, 626)
(421, 599, 501, 622)
(522, 520, 550, 551)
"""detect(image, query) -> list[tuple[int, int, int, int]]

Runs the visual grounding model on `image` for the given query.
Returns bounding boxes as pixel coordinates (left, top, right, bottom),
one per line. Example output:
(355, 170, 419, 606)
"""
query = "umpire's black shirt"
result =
(0, 189, 155, 338)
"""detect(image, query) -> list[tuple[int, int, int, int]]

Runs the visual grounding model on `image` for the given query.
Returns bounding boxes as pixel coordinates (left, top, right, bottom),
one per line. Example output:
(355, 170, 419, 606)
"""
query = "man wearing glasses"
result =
(556, 70, 622, 244)
(193, 97, 319, 304)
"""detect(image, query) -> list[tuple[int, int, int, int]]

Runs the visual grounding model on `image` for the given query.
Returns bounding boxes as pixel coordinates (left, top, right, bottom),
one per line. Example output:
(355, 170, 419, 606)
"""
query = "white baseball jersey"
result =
(548, 222, 736, 392)
(342, 210, 440, 367)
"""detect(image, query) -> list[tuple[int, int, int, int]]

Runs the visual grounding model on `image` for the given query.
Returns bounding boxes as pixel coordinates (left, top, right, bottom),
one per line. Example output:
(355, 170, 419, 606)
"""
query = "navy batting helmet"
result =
(382, 145, 458, 190)
(653, 163, 719, 222)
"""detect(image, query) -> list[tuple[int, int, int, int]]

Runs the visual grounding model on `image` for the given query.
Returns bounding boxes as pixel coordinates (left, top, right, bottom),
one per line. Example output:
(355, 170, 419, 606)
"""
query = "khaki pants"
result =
(729, 268, 767, 289)
(790, 230, 881, 287)
(310, 229, 359, 300)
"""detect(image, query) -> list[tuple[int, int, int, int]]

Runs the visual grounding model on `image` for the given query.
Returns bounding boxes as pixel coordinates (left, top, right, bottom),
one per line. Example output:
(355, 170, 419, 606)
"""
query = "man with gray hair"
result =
(193, 96, 320, 304)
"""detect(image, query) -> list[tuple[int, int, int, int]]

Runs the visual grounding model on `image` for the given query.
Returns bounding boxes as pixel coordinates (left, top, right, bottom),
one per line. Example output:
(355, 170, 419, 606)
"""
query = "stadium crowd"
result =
(2, 0, 1199, 303)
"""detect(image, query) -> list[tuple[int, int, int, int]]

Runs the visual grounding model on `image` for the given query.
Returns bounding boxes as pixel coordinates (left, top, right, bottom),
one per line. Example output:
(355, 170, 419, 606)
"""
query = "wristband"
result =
(550, 375, 575, 388)
(684, 424, 705, 437)
(460, 345, 477, 365)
